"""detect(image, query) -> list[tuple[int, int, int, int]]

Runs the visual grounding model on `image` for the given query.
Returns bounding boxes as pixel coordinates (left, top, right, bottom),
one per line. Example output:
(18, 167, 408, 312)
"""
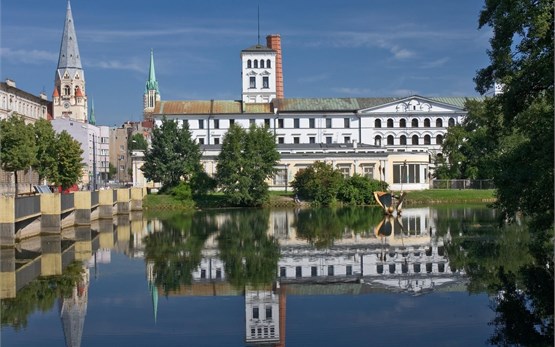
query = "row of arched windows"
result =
(375, 117, 456, 128)
(62, 85, 83, 97)
(247, 59, 272, 69)
(374, 134, 444, 146)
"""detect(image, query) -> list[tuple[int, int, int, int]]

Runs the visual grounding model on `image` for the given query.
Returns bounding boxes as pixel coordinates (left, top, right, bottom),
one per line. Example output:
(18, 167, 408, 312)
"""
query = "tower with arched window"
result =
(52, 1, 87, 123)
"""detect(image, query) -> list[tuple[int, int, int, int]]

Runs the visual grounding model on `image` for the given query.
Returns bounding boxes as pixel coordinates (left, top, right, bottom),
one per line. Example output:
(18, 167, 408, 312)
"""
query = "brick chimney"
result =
(266, 34, 284, 99)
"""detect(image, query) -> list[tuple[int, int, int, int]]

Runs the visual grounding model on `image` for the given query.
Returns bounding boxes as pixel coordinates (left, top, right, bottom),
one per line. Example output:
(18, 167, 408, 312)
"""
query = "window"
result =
(254, 60, 258, 68)
(448, 117, 455, 127)
(311, 266, 317, 277)
(326, 136, 332, 144)
(293, 137, 300, 144)
(338, 166, 350, 178)
(309, 118, 316, 128)
(216, 268, 222, 278)
(412, 118, 419, 127)
(247, 59, 252, 68)
(346, 265, 352, 276)
(387, 118, 394, 128)
(280, 267, 286, 277)
(294, 118, 300, 128)
(377, 264, 384, 274)
(436, 118, 443, 127)
(328, 265, 334, 276)
(64, 85, 70, 95)
(389, 264, 396, 274)
(375, 119, 381, 128)
(424, 118, 431, 127)
(198, 138, 205, 144)
(424, 135, 431, 145)
(344, 118, 350, 128)
(198, 119, 204, 129)
(393, 163, 421, 183)
(262, 76, 269, 88)
(264, 119, 270, 127)
(309, 136, 316, 143)
(214, 119, 220, 129)
(344, 136, 351, 144)
(229, 119, 235, 126)
(296, 266, 302, 278)
(214, 138, 220, 145)
(253, 307, 259, 319)
(260, 60, 265, 68)
(266, 306, 272, 319)
(400, 119, 407, 127)
(400, 135, 407, 145)
(326, 118, 332, 128)
(374, 135, 382, 146)
(278, 119, 284, 128)
(362, 165, 374, 178)
(267, 59, 271, 68)
(250, 119, 255, 125)
(201, 269, 206, 278)
(249, 77, 256, 88)
(387, 135, 394, 145)
(436, 134, 444, 144)
(278, 137, 284, 144)
(412, 135, 419, 145)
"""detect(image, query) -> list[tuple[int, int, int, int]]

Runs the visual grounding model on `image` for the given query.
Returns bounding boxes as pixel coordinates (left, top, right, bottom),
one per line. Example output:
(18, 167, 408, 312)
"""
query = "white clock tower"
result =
(53, 0, 87, 123)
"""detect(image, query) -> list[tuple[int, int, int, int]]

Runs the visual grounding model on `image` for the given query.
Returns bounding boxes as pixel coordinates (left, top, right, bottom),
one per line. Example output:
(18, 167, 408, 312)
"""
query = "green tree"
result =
(337, 174, 384, 205)
(108, 162, 117, 180)
(32, 119, 58, 185)
(291, 161, 343, 206)
(128, 132, 148, 152)
(142, 117, 203, 191)
(54, 131, 83, 190)
(0, 115, 36, 195)
(215, 124, 280, 206)
(474, 0, 553, 228)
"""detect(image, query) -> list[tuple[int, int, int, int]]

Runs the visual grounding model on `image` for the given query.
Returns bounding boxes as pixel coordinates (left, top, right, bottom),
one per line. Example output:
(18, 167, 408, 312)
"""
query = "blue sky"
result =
(1, 0, 491, 126)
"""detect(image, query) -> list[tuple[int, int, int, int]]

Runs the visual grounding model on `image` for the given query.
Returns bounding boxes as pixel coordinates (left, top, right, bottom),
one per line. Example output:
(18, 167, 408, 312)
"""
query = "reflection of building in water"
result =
(245, 286, 280, 346)
(146, 261, 159, 323)
(59, 264, 89, 347)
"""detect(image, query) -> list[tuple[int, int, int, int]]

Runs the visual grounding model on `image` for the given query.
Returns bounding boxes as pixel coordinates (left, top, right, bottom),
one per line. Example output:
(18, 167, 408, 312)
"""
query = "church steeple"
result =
(89, 99, 96, 125)
(143, 49, 160, 117)
(53, 0, 87, 123)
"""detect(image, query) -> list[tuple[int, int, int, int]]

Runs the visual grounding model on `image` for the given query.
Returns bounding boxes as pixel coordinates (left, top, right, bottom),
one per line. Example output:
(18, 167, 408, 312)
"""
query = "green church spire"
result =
(145, 49, 159, 93)
(88, 99, 96, 125)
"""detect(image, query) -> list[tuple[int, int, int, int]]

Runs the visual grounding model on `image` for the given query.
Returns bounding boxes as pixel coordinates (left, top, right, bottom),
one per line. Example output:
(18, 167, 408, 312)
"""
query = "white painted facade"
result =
(0, 79, 49, 123)
(241, 46, 277, 103)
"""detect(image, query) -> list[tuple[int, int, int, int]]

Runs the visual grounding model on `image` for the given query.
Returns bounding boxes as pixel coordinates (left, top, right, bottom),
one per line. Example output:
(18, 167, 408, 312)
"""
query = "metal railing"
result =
(431, 179, 495, 190)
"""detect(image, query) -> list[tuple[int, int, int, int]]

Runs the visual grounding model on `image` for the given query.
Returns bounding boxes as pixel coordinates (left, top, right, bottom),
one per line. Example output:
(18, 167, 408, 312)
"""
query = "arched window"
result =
(400, 119, 406, 128)
(375, 119, 382, 128)
(267, 59, 271, 68)
(424, 118, 430, 127)
(436, 118, 443, 127)
(387, 135, 394, 145)
(260, 59, 265, 68)
(374, 135, 382, 146)
(424, 135, 431, 145)
(412, 135, 419, 145)
(436, 134, 444, 145)
(247, 60, 252, 68)
(64, 85, 71, 96)
(448, 117, 455, 127)
(411, 118, 419, 127)
(254, 60, 258, 68)
(400, 135, 407, 145)
(387, 118, 394, 128)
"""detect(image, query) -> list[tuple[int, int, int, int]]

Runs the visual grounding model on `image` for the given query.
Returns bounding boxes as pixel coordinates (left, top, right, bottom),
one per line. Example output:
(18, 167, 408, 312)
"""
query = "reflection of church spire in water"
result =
(60, 265, 89, 347)
(147, 261, 158, 323)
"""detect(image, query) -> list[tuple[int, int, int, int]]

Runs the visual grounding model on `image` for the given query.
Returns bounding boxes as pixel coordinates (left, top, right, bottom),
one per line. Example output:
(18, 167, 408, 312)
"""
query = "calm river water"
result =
(1, 205, 552, 346)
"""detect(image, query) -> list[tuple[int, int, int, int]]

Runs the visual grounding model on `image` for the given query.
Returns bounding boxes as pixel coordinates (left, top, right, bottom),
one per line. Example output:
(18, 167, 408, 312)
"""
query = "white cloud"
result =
(332, 87, 372, 95)
(297, 73, 329, 84)
(420, 57, 450, 69)
(390, 45, 415, 60)
(86, 59, 143, 73)
(391, 89, 418, 97)
(0, 47, 57, 64)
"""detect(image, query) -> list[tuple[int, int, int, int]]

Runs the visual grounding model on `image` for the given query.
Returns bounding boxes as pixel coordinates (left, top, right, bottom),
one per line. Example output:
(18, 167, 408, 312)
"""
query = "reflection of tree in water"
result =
(217, 209, 280, 288)
(445, 223, 553, 346)
(295, 207, 383, 248)
(0, 261, 83, 331)
(144, 212, 218, 294)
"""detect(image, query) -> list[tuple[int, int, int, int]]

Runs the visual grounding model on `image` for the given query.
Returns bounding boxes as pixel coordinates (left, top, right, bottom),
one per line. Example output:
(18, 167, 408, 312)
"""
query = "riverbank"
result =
(144, 189, 496, 211)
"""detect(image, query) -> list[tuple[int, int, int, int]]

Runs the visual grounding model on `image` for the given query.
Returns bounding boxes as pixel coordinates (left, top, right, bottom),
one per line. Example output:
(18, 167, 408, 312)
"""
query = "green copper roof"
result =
(88, 98, 96, 125)
(145, 49, 159, 93)
(429, 96, 485, 109)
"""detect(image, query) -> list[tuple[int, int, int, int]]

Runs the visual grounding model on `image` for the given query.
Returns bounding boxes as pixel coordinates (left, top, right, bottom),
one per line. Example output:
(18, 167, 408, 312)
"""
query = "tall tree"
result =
(0, 115, 36, 195)
(128, 133, 148, 152)
(32, 119, 58, 185)
(142, 118, 203, 190)
(474, 0, 553, 227)
(216, 124, 280, 206)
(54, 131, 83, 191)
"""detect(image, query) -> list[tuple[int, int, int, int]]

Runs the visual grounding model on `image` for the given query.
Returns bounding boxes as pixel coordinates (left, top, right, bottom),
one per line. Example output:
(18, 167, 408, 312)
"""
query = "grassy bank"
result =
(144, 189, 496, 211)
